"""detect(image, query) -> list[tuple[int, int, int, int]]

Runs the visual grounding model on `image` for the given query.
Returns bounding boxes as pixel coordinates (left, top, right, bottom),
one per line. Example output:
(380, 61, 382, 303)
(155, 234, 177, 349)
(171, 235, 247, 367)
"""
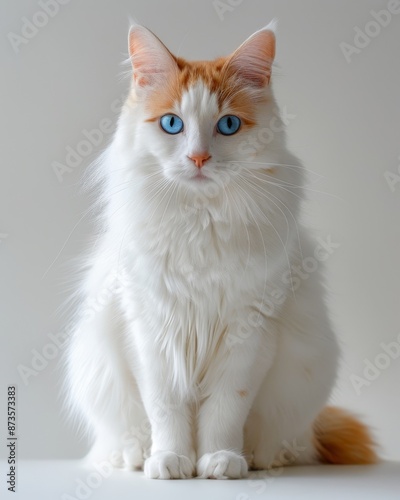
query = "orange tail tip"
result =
(313, 406, 378, 465)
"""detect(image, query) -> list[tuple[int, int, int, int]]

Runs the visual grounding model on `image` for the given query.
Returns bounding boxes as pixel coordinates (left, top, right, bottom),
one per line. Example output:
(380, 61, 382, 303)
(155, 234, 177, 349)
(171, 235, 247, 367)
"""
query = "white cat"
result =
(66, 21, 377, 479)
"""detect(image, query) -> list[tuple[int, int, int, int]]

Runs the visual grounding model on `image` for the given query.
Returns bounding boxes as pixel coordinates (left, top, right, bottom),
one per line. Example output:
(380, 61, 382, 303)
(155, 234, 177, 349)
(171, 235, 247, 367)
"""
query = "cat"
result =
(65, 21, 377, 479)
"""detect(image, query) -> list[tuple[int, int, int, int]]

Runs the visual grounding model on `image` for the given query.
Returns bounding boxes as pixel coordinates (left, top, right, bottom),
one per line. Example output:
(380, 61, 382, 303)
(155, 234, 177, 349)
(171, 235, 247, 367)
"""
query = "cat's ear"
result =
(128, 25, 178, 88)
(225, 20, 277, 87)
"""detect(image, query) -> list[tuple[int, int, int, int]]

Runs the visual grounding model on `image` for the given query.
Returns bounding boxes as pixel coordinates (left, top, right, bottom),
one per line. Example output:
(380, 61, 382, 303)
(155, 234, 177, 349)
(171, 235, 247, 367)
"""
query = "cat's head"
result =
(123, 22, 285, 195)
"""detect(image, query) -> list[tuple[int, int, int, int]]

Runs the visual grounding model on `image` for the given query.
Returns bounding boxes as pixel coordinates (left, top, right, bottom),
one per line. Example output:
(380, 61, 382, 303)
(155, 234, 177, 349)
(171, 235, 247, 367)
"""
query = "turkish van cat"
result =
(66, 21, 377, 479)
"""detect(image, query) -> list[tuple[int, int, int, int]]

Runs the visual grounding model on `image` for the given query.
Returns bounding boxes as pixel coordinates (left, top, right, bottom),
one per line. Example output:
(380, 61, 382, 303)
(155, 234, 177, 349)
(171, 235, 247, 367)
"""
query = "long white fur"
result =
(66, 23, 339, 479)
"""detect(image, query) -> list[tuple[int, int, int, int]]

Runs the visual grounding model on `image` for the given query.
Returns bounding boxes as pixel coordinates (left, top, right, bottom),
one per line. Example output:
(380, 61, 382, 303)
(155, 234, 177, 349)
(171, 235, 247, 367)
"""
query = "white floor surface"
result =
(2, 460, 399, 499)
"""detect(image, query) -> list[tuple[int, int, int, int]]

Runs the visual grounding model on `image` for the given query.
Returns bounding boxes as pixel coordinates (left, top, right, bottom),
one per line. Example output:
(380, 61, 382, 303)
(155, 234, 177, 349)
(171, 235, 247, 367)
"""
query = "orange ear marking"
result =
(128, 25, 178, 89)
(128, 25, 275, 125)
(224, 28, 276, 87)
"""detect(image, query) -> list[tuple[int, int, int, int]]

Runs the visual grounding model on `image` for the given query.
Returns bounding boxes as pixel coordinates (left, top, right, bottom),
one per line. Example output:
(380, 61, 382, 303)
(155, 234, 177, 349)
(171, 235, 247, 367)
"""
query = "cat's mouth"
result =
(192, 171, 210, 182)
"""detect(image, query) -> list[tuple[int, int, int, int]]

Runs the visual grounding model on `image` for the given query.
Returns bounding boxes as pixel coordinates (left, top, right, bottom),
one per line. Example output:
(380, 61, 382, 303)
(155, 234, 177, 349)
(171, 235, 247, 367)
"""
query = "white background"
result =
(1, 0, 399, 461)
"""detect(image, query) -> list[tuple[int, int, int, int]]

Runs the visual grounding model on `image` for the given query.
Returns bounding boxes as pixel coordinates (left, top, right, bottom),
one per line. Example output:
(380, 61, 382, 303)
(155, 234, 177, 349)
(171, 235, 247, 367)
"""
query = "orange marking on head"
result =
(142, 55, 264, 127)
(237, 389, 248, 398)
(129, 25, 276, 128)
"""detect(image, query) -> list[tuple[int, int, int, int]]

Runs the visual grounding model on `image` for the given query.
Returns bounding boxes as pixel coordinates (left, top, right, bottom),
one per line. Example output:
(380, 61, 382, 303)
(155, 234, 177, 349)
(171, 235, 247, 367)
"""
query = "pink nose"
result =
(188, 152, 211, 168)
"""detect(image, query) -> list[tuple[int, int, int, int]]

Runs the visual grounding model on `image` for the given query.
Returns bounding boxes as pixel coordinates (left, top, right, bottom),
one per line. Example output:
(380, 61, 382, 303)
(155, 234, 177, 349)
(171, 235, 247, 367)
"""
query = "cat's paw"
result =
(122, 444, 146, 470)
(197, 450, 248, 479)
(86, 441, 146, 471)
(144, 451, 195, 479)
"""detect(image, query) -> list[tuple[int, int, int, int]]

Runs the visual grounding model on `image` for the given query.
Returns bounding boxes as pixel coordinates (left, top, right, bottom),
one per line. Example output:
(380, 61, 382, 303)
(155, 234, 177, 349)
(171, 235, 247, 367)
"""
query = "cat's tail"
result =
(313, 406, 378, 464)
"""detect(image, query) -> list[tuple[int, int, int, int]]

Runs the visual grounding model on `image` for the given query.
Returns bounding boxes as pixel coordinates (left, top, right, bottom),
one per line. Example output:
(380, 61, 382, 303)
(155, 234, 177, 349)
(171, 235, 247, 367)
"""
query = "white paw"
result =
(86, 442, 146, 471)
(197, 451, 248, 479)
(123, 444, 146, 470)
(144, 451, 195, 479)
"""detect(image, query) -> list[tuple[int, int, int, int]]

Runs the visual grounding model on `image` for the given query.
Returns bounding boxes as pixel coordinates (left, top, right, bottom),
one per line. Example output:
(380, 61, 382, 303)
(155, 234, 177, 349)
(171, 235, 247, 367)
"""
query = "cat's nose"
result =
(188, 152, 212, 168)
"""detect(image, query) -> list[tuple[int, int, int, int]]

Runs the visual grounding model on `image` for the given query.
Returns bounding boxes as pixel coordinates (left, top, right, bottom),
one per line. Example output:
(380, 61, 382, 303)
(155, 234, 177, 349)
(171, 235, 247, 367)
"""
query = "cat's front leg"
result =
(197, 321, 276, 479)
(142, 386, 195, 479)
(134, 334, 195, 479)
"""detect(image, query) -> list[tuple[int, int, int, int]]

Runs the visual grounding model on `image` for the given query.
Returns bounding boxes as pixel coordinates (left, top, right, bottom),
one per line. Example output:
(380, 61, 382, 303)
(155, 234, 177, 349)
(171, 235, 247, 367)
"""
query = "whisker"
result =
(147, 178, 176, 225)
(244, 168, 343, 201)
(238, 174, 299, 252)
(228, 160, 323, 179)
(232, 179, 295, 293)
(230, 181, 274, 318)
(226, 186, 252, 273)
(249, 178, 304, 261)
(41, 203, 99, 280)
(156, 176, 182, 240)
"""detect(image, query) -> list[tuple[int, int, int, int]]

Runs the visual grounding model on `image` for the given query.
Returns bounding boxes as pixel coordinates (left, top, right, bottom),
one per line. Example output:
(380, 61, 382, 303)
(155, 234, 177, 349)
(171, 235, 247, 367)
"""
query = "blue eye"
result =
(217, 115, 241, 136)
(160, 114, 184, 134)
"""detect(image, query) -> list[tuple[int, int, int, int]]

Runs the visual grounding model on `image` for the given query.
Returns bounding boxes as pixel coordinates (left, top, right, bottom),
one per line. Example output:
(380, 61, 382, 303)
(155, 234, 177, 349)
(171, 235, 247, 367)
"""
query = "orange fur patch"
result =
(237, 389, 248, 398)
(313, 406, 378, 465)
(143, 55, 264, 126)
